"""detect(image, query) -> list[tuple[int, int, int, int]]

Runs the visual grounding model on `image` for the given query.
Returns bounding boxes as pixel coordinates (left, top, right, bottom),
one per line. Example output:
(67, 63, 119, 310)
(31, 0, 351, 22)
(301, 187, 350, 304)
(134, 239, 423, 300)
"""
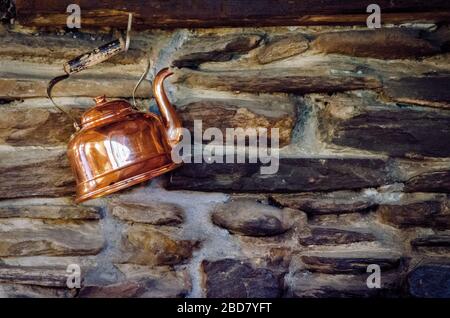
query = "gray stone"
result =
(0, 218, 104, 257)
(0, 284, 76, 298)
(174, 68, 381, 94)
(111, 201, 184, 225)
(0, 106, 83, 146)
(287, 271, 401, 298)
(0, 204, 100, 220)
(212, 198, 301, 236)
(271, 191, 375, 214)
(0, 266, 69, 287)
(257, 34, 309, 64)
(115, 264, 191, 297)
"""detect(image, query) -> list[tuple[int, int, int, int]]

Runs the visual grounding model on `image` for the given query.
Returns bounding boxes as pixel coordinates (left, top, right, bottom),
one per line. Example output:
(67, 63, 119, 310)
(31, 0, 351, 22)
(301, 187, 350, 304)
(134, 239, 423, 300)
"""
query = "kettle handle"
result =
(152, 68, 182, 148)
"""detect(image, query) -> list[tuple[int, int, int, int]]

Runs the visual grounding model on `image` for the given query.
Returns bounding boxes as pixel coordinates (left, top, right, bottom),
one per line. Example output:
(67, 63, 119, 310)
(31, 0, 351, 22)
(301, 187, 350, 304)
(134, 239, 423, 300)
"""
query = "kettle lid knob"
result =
(94, 95, 107, 104)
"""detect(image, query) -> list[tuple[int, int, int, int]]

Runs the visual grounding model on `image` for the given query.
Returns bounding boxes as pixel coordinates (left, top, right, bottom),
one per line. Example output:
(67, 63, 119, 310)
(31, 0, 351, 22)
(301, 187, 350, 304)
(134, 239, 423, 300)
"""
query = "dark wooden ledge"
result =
(16, 0, 450, 29)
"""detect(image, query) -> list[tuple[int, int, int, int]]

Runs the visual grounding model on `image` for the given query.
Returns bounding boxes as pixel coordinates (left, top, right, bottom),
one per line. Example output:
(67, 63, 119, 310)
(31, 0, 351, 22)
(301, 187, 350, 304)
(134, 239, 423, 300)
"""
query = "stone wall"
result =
(0, 18, 449, 297)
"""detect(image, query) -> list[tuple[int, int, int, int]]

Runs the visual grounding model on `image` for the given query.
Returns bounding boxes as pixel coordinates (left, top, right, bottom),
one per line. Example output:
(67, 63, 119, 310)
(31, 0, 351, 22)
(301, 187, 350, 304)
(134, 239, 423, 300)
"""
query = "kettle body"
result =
(67, 68, 182, 203)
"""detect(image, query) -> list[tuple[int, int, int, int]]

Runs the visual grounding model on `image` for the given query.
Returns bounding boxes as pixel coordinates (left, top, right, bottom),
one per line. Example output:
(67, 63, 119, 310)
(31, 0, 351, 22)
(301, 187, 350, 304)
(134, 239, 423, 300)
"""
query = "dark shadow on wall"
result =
(0, 0, 15, 23)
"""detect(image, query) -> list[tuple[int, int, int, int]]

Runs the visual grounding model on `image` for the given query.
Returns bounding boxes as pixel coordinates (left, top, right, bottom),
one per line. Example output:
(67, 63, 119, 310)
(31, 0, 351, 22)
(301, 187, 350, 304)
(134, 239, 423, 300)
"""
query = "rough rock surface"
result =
(178, 100, 295, 147)
(1, 23, 450, 298)
(408, 263, 450, 298)
(300, 251, 403, 274)
(169, 157, 394, 192)
(0, 219, 104, 257)
(0, 204, 100, 220)
(287, 271, 401, 298)
(111, 202, 184, 226)
(411, 235, 450, 253)
(79, 266, 191, 298)
(0, 266, 69, 287)
(121, 225, 198, 266)
(377, 201, 450, 229)
(311, 29, 441, 59)
(0, 148, 74, 199)
(212, 198, 300, 236)
(299, 227, 377, 246)
(202, 259, 282, 298)
(256, 34, 309, 64)
(270, 192, 375, 214)
(172, 34, 262, 69)
(317, 91, 450, 157)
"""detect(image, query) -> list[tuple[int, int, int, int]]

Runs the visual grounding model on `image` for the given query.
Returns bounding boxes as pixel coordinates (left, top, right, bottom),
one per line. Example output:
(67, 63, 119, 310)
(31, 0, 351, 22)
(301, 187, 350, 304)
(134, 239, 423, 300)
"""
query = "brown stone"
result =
(270, 191, 375, 214)
(311, 28, 440, 59)
(172, 34, 262, 69)
(174, 68, 381, 94)
(79, 281, 142, 298)
(300, 251, 402, 274)
(111, 202, 184, 226)
(179, 100, 295, 147)
(316, 91, 450, 158)
(256, 34, 309, 64)
(0, 76, 151, 99)
(377, 201, 450, 229)
(115, 264, 191, 298)
(122, 225, 198, 266)
(0, 106, 83, 146)
(429, 25, 450, 49)
(0, 218, 104, 257)
(0, 148, 74, 199)
(0, 266, 69, 287)
(405, 170, 450, 193)
(0, 203, 99, 220)
(299, 227, 377, 246)
(168, 157, 394, 192)
(212, 198, 301, 236)
(383, 76, 450, 109)
(80, 274, 189, 297)
(202, 259, 282, 298)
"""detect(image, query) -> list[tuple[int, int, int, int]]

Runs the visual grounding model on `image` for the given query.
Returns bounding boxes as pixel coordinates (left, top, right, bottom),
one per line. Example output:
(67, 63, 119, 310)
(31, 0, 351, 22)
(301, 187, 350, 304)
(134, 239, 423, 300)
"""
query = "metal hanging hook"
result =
(47, 74, 81, 130)
(132, 57, 152, 110)
(47, 13, 133, 130)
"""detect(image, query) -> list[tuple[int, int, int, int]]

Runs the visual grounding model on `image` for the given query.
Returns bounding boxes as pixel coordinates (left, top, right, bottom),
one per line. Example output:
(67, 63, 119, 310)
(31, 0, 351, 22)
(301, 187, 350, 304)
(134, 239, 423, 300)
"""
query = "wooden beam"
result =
(16, 0, 450, 29)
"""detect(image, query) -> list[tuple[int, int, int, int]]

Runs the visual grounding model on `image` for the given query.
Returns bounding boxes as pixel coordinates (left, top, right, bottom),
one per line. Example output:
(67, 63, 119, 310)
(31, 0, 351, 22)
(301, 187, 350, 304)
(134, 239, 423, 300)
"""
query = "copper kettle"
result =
(46, 15, 182, 202)
(67, 68, 182, 203)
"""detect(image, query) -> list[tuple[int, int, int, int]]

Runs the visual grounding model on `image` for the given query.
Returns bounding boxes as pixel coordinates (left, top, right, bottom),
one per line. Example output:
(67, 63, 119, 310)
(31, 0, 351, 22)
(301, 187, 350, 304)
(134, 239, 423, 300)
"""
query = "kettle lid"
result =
(80, 96, 134, 128)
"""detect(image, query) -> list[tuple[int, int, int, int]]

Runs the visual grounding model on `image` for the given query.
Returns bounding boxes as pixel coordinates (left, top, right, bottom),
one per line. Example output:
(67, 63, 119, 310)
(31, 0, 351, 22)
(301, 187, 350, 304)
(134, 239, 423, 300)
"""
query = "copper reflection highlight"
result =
(67, 68, 182, 203)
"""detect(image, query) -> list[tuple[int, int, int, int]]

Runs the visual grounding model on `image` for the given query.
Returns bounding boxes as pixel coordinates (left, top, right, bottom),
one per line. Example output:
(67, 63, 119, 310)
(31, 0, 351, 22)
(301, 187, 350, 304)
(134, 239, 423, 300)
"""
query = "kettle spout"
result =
(153, 68, 182, 148)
